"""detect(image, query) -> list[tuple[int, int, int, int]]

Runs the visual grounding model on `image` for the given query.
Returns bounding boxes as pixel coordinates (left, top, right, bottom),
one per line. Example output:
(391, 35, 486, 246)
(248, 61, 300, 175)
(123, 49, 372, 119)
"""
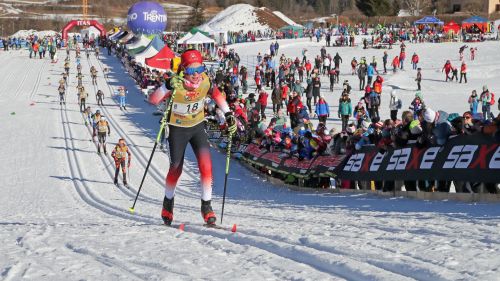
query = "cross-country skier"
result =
(118, 87, 127, 110)
(91, 109, 101, 137)
(78, 86, 88, 112)
(96, 116, 110, 154)
(111, 138, 131, 186)
(96, 89, 104, 106)
(58, 84, 66, 105)
(64, 61, 70, 75)
(90, 66, 98, 85)
(161, 49, 236, 226)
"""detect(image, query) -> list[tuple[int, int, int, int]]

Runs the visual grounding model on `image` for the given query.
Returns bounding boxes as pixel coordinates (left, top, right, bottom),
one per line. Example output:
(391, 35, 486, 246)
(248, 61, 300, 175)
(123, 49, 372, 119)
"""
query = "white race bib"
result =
(172, 101, 203, 115)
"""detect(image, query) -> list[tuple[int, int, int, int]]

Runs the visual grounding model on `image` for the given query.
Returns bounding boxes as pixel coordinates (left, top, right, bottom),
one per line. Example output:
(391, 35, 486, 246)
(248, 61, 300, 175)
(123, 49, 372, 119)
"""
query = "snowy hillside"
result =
(201, 4, 294, 33)
(201, 4, 269, 32)
(1, 37, 500, 280)
(273, 10, 302, 27)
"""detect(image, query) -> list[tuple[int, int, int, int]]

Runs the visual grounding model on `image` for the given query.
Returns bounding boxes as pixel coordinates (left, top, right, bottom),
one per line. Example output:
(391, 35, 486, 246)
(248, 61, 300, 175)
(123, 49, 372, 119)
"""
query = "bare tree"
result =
(403, 0, 431, 16)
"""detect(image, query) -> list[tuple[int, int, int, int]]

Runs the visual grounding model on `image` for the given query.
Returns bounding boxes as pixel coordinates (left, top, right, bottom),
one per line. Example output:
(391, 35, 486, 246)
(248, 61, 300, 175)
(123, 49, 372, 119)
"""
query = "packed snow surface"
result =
(0, 37, 499, 280)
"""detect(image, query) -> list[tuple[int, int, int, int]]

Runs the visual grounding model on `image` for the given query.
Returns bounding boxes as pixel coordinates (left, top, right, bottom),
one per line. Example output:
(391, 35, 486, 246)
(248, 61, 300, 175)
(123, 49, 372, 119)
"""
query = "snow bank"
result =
(201, 4, 270, 33)
(11, 29, 59, 38)
(272, 11, 302, 27)
(0, 3, 23, 14)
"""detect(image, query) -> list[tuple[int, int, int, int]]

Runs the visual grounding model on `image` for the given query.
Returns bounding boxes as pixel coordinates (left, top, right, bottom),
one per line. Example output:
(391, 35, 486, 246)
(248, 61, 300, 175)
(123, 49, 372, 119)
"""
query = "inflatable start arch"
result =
(62, 20, 106, 41)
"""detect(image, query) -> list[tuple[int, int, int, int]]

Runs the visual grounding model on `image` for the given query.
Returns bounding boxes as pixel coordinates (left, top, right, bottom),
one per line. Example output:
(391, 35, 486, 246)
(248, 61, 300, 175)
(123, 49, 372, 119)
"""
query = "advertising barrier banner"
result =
(338, 135, 500, 182)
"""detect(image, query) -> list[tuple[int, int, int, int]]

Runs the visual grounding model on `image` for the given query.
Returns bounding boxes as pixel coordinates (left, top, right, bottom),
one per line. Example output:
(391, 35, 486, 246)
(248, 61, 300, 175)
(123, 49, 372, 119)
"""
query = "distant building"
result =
(449, 0, 500, 15)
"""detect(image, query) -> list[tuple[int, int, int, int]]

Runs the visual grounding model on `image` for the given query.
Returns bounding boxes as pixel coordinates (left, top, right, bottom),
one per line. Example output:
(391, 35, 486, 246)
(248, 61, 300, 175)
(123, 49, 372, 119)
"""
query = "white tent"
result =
(134, 36, 165, 66)
(81, 26, 101, 39)
(176, 32, 194, 45)
(126, 34, 151, 50)
(183, 32, 215, 45)
(198, 25, 228, 45)
(177, 32, 216, 59)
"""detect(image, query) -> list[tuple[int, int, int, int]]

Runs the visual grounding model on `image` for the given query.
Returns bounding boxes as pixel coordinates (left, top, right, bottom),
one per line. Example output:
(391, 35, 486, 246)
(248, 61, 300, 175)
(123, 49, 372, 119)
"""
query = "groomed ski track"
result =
(0, 45, 499, 280)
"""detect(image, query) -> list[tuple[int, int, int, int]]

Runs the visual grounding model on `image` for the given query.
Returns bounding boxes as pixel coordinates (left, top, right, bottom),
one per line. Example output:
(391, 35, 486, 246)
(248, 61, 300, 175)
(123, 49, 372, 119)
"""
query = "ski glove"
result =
(225, 112, 237, 135)
(170, 74, 184, 90)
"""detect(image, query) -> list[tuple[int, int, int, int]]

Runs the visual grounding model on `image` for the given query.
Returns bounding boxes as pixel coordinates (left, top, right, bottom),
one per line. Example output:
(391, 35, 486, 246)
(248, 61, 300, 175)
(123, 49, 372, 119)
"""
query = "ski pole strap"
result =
(155, 88, 177, 144)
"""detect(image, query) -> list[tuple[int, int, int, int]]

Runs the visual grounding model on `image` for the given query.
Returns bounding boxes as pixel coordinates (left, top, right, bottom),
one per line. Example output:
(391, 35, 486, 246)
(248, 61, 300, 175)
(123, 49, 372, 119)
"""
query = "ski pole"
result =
(129, 89, 177, 213)
(220, 129, 234, 224)
(127, 165, 131, 185)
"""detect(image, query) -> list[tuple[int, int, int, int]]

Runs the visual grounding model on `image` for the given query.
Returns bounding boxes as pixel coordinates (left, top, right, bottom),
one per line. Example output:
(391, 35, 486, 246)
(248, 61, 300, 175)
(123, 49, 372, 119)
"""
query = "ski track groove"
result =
(0, 57, 19, 98)
(3, 61, 58, 279)
(28, 59, 47, 101)
(11, 58, 36, 101)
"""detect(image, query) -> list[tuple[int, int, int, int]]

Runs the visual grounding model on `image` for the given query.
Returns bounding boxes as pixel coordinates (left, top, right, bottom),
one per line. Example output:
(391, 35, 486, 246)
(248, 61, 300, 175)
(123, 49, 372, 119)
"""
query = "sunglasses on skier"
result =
(184, 65, 205, 75)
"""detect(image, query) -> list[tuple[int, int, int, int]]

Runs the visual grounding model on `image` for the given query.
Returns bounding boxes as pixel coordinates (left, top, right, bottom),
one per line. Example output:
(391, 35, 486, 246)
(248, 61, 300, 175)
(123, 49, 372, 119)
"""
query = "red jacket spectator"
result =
(442, 61, 452, 74)
(287, 95, 303, 115)
(411, 54, 419, 64)
(258, 90, 268, 107)
(281, 84, 289, 100)
(392, 56, 400, 68)
(373, 76, 384, 94)
(461, 63, 467, 73)
(305, 61, 312, 72)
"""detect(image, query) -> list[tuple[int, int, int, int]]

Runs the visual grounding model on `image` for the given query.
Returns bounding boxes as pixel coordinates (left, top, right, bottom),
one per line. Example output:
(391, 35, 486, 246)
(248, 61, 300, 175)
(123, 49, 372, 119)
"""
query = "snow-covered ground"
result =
(0, 39, 499, 280)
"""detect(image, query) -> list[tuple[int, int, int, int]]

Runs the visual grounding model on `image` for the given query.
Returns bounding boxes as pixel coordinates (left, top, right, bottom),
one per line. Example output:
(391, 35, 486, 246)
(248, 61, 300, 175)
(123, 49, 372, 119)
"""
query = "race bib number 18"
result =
(172, 101, 202, 115)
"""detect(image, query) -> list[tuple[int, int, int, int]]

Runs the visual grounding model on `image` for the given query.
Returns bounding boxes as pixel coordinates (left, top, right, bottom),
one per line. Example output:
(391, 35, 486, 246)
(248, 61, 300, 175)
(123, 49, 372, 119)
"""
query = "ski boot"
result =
(123, 173, 128, 187)
(161, 197, 174, 226)
(113, 177, 118, 186)
(201, 200, 216, 225)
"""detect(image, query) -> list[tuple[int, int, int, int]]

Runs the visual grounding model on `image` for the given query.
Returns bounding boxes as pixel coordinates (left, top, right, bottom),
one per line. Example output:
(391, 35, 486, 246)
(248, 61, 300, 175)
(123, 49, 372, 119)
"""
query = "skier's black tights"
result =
(166, 123, 213, 201)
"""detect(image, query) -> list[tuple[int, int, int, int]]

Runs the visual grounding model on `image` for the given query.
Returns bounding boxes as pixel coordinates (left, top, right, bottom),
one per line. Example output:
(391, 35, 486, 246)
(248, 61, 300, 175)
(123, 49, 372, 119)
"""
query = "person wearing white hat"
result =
(389, 90, 402, 121)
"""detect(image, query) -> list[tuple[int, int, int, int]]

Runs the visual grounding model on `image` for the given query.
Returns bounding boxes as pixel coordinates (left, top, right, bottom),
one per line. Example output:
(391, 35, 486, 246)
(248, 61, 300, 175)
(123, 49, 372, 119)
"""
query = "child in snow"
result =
(416, 68, 422, 90)
(411, 53, 419, 70)
(392, 56, 400, 73)
(451, 67, 459, 82)
(354, 101, 367, 129)
(468, 90, 479, 115)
